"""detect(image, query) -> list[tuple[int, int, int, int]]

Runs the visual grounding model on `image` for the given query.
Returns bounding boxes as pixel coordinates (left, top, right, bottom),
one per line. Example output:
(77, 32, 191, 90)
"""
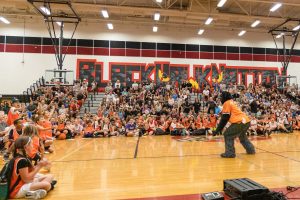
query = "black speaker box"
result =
(223, 178, 269, 200)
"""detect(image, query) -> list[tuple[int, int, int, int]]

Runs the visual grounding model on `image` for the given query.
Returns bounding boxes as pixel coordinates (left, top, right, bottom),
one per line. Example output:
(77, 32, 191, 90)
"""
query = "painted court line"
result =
(54, 139, 94, 162)
(256, 147, 300, 163)
(134, 135, 141, 158)
(51, 149, 300, 163)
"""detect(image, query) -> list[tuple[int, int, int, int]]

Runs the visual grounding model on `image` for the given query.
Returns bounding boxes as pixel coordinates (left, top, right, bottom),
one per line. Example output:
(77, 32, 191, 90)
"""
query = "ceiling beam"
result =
(188, 0, 193, 11)
(2, 0, 295, 31)
(152, 0, 164, 8)
(2, 12, 270, 33)
(119, 0, 128, 6)
(193, 0, 208, 12)
(167, 0, 178, 9)
(70, 2, 285, 23)
(233, 0, 250, 16)
(238, 0, 300, 7)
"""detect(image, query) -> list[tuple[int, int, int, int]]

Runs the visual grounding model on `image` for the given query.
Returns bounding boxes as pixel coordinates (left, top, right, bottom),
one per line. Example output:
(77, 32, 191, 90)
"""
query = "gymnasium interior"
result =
(1, 0, 300, 199)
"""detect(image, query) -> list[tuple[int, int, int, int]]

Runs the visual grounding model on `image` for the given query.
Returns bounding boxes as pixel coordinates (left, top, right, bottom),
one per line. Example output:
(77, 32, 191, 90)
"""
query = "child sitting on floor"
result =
(9, 136, 56, 199)
(83, 120, 95, 138)
(125, 118, 139, 137)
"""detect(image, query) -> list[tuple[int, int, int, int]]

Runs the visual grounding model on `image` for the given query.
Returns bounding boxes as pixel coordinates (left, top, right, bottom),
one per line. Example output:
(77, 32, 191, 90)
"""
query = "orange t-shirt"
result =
(57, 123, 65, 131)
(9, 158, 27, 198)
(28, 136, 40, 158)
(183, 120, 190, 129)
(7, 108, 19, 126)
(12, 128, 21, 141)
(222, 99, 250, 124)
(208, 114, 217, 128)
(38, 120, 52, 140)
(195, 118, 202, 129)
(202, 118, 209, 128)
(84, 126, 94, 133)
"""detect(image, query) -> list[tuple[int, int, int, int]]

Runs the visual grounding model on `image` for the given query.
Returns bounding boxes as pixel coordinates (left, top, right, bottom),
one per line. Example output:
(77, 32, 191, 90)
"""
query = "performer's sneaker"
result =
(220, 153, 236, 158)
(246, 150, 256, 155)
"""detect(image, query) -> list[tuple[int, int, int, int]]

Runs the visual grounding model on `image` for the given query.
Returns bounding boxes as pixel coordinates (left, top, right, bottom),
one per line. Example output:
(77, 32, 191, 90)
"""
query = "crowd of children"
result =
(1, 80, 300, 144)
(0, 80, 88, 199)
(0, 78, 300, 198)
(81, 80, 300, 138)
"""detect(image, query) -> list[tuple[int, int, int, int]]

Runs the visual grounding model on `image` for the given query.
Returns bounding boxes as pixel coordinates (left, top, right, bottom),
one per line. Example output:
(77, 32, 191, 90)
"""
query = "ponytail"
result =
(12, 136, 33, 167)
(23, 124, 38, 137)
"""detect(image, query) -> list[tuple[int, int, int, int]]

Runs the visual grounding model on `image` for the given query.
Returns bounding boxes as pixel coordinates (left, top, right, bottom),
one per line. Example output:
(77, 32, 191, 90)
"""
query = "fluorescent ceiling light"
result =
(205, 17, 213, 25)
(40, 6, 51, 15)
(153, 26, 158, 32)
(251, 20, 261, 27)
(154, 12, 160, 21)
(198, 29, 204, 35)
(270, 3, 282, 12)
(101, 10, 109, 18)
(156, 0, 163, 2)
(217, 0, 227, 7)
(107, 23, 113, 30)
(276, 32, 284, 38)
(0, 16, 10, 24)
(293, 25, 300, 31)
(238, 30, 246, 36)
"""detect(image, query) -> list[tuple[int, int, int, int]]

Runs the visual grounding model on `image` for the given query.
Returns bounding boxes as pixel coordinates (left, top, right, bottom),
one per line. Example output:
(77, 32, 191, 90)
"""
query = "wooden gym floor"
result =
(3, 132, 300, 199)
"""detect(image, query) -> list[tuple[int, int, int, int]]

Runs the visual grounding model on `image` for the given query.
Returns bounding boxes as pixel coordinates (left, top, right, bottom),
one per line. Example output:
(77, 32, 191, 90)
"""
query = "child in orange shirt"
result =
(208, 109, 218, 129)
(144, 116, 157, 135)
(202, 115, 211, 134)
(101, 118, 111, 137)
(195, 115, 203, 129)
(55, 119, 68, 140)
(84, 120, 95, 138)
(23, 124, 51, 171)
(36, 113, 54, 152)
(182, 117, 191, 136)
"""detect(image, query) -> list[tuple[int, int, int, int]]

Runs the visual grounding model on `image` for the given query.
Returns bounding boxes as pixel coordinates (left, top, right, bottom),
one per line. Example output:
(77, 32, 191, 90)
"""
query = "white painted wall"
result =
(0, 21, 299, 94)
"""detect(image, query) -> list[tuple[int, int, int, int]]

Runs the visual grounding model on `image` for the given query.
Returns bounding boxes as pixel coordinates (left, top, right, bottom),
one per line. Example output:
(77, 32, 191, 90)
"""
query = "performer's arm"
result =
(213, 113, 230, 135)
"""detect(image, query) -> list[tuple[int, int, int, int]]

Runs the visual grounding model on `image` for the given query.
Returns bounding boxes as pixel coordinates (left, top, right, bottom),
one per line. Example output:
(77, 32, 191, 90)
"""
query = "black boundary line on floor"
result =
(50, 150, 300, 163)
(256, 147, 300, 163)
(133, 134, 141, 158)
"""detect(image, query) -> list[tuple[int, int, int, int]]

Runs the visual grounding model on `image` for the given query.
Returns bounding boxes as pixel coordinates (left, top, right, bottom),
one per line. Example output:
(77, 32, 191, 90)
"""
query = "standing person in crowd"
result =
(91, 80, 98, 95)
(7, 99, 22, 126)
(182, 99, 192, 114)
(213, 91, 255, 158)
(193, 98, 201, 115)
(132, 81, 139, 92)
(203, 86, 210, 100)
(115, 80, 121, 89)
(26, 101, 37, 119)
(207, 97, 216, 114)
(105, 81, 113, 94)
